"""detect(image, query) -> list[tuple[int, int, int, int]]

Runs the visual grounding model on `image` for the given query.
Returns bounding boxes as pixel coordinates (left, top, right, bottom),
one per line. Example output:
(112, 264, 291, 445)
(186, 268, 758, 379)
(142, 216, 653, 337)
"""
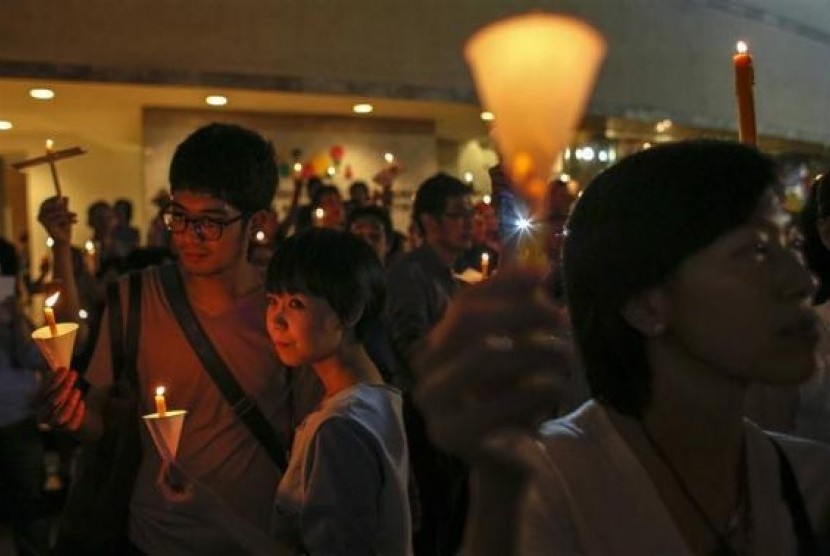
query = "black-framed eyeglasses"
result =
(161, 209, 245, 241)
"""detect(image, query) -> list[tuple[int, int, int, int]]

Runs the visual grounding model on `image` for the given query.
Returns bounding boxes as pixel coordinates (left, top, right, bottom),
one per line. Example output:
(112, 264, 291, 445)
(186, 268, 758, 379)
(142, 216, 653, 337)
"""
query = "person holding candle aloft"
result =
(37, 195, 101, 367)
(416, 141, 830, 555)
(37, 123, 312, 555)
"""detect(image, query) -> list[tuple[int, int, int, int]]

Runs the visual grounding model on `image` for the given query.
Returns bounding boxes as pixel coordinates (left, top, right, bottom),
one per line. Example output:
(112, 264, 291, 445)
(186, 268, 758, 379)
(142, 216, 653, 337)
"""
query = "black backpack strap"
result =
(770, 439, 820, 556)
(157, 264, 287, 472)
(123, 272, 142, 390)
(106, 273, 142, 388)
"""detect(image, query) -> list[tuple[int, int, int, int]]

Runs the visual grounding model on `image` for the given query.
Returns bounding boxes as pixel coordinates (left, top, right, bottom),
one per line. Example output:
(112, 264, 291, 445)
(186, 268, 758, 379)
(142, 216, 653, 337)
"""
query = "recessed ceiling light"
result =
(480, 111, 495, 121)
(353, 103, 373, 114)
(0, 121, 12, 131)
(205, 95, 228, 106)
(30, 88, 55, 100)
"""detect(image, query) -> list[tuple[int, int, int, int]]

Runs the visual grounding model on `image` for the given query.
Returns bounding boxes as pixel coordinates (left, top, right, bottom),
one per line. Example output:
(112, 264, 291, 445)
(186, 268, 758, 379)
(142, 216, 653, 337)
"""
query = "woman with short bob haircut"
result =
(265, 228, 411, 555)
(416, 140, 830, 555)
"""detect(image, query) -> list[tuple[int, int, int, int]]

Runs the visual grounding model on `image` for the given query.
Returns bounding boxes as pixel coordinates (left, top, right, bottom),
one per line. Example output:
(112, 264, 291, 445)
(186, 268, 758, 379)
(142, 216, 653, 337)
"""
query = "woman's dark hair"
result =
(563, 140, 779, 418)
(799, 173, 830, 304)
(266, 228, 386, 343)
(169, 123, 277, 214)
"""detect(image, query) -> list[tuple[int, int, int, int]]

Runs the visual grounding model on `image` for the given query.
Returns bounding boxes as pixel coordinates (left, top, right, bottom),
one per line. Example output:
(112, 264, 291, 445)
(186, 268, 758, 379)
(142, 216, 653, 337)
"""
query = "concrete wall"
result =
(2, 0, 829, 142)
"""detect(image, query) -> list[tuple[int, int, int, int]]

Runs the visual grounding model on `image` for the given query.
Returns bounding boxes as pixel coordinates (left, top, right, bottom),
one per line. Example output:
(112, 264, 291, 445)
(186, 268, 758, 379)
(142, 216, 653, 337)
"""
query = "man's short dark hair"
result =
(114, 198, 133, 222)
(169, 123, 277, 214)
(346, 205, 394, 243)
(349, 181, 369, 198)
(266, 228, 386, 343)
(412, 173, 471, 235)
(87, 201, 111, 226)
(563, 140, 778, 418)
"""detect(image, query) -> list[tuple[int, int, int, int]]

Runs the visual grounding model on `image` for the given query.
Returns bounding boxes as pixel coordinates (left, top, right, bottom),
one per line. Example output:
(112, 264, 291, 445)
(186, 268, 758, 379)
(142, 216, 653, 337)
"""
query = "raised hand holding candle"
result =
(464, 13, 606, 267)
(155, 386, 167, 417)
(480, 252, 491, 279)
(43, 291, 60, 337)
(733, 41, 757, 145)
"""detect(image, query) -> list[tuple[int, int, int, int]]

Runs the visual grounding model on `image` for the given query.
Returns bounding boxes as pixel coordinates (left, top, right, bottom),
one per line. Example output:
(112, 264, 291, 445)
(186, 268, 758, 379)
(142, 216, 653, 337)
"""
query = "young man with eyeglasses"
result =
(386, 172, 473, 556)
(39, 123, 308, 554)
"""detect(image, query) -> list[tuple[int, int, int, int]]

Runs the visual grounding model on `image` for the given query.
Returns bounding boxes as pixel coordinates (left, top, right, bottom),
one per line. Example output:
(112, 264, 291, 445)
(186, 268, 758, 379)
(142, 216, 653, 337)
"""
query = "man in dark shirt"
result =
(387, 172, 473, 555)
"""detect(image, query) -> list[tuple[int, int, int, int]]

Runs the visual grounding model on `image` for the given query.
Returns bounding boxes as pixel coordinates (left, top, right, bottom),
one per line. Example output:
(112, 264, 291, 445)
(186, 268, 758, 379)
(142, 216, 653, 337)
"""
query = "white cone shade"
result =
(465, 13, 606, 208)
(143, 410, 187, 461)
(31, 322, 79, 372)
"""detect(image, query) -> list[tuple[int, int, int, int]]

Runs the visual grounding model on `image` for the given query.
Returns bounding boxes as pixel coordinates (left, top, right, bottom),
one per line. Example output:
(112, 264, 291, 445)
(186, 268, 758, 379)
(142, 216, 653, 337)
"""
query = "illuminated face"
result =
(266, 292, 343, 368)
(656, 191, 817, 384)
(166, 191, 247, 277)
(349, 216, 388, 263)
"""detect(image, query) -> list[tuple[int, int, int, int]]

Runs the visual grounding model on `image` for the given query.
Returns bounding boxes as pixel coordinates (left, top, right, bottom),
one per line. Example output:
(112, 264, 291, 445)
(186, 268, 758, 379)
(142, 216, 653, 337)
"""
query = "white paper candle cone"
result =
(465, 13, 606, 209)
(143, 410, 187, 461)
(31, 322, 79, 372)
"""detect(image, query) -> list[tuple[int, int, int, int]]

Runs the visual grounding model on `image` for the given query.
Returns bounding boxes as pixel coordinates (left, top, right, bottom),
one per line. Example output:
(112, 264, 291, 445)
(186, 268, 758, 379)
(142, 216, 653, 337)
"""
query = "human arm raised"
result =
(414, 268, 572, 555)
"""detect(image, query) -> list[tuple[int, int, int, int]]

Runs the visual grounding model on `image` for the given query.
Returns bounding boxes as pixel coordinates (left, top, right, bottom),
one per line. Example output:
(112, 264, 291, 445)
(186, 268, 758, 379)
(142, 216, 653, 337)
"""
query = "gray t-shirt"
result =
(87, 265, 295, 555)
(273, 383, 412, 555)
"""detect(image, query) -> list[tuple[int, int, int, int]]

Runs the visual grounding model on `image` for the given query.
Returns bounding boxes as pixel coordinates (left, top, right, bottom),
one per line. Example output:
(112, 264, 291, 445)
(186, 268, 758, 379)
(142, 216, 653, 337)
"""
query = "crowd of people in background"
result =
(2, 122, 830, 555)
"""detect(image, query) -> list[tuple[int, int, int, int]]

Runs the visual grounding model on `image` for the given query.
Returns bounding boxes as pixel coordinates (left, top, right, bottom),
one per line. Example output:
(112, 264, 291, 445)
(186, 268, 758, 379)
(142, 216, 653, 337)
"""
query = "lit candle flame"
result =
(156, 386, 165, 397)
(482, 252, 490, 263)
(84, 240, 96, 253)
(45, 291, 60, 308)
(736, 41, 748, 54)
(45, 139, 54, 151)
(314, 208, 325, 220)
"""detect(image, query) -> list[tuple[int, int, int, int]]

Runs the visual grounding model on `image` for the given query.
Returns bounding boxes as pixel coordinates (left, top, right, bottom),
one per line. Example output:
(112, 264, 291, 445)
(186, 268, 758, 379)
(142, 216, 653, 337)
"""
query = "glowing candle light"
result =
(155, 386, 167, 417)
(480, 252, 491, 279)
(83, 240, 97, 274)
(314, 208, 325, 226)
(44, 291, 60, 337)
(733, 40, 757, 145)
